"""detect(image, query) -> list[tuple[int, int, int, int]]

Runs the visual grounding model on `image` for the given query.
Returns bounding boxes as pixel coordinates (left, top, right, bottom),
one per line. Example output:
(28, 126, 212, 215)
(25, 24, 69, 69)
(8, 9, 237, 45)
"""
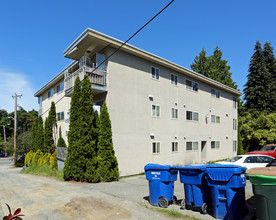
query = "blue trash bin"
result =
(144, 164, 178, 208)
(205, 164, 246, 220)
(179, 165, 209, 214)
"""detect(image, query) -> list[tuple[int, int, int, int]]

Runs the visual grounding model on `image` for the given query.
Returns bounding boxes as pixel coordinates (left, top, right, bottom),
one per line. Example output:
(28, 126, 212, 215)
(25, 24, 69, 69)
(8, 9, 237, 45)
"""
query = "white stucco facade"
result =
(35, 28, 241, 176)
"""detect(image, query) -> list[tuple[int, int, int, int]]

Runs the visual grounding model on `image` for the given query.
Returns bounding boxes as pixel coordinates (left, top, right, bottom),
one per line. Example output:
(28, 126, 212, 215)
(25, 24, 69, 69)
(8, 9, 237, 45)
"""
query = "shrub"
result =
(24, 150, 34, 167)
(50, 151, 57, 169)
(31, 150, 43, 167)
(43, 153, 51, 166)
(57, 137, 67, 148)
(38, 153, 48, 166)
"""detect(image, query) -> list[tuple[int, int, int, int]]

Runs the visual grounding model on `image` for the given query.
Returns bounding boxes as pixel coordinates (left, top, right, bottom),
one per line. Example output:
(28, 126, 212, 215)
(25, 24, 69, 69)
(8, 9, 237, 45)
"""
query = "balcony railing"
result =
(64, 66, 106, 94)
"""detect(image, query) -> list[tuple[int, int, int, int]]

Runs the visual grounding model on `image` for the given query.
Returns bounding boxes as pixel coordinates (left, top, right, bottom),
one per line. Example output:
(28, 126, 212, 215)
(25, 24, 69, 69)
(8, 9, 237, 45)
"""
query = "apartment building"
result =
(34, 28, 241, 176)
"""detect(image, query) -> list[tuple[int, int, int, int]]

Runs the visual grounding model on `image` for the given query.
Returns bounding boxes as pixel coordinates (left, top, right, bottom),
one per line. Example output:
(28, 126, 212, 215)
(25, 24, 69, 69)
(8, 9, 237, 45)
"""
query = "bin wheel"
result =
(173, 196, 177, 204)
(158, 197, 169, 208)
(200, 203, 207, 214)
(180, 199, 186, 210)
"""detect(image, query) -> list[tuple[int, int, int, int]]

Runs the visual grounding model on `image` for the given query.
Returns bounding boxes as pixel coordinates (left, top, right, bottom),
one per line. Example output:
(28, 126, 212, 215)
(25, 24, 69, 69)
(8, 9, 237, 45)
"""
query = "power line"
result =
(40, 0, 175, 117)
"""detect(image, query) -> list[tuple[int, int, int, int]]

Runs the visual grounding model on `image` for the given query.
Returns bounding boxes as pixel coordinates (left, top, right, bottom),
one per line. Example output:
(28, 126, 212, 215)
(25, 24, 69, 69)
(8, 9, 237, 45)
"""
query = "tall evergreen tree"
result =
(97, 103, 119, 182)
(31, 116, 44, 151)
(44, 102, 57, 153)
(244, 41, 271, 112)
(57, 136, 67, 148)
(80, 75, 100, 183)
(64, 77, 84, 181)
(191, 47, 237, 89)
(263, 42, 276, 112)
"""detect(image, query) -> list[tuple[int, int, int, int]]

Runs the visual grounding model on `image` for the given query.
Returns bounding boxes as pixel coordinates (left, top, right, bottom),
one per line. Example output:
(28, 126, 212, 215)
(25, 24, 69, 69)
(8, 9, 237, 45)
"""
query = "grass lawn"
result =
(21, 165, 64, 181)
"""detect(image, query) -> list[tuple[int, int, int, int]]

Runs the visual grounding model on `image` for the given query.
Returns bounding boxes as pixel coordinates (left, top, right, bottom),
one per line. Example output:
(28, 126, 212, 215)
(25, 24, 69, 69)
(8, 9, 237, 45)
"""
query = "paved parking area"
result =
(0, 157, 254, 219)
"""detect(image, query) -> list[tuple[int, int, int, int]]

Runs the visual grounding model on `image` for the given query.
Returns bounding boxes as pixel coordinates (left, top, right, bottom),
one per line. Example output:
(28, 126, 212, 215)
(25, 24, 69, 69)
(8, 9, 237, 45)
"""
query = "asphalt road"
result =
(0, 157, 254, 219)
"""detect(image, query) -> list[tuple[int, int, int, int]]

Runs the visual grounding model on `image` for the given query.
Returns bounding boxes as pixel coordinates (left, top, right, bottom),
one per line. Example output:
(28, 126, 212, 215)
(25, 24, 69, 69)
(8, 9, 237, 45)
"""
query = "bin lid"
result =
(144, 163, 171, 171)
(178, 164, 208, 171)
(205, 164, 246, 182)
(246, 167, 276, 185)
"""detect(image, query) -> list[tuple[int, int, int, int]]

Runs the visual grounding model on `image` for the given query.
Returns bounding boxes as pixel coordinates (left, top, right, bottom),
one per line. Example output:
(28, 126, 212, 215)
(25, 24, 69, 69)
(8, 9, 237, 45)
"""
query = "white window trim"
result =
(152, 104, 161, 118)
(152, 142, 161, 154)
(151, 66, 160, 81)
(233, 97, 237, 109)
(211, 141, 220, 149)
(186, 110, 199, 122)
(186, 79, 199, 92)
(56, 82, 64, 94)
(171, 108, 178, 119)
(170, 73, 178, 86)
(233, 119, 237, 130)
(233, 140, 237, 152)
(48, 88, 54, 99)
(186, 141, 199, 151)
(211, 88, 220, 99)
(172, 142, 178, 153)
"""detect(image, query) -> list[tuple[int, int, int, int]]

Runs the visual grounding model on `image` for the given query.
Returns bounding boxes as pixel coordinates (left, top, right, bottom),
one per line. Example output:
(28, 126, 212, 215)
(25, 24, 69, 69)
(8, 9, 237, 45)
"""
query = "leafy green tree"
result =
(191, 47, 237, 89)
(44, 102, 57, 153)
(244, 41, 271, 112)
(79, 75, 99, 183)
(64, 77, 84, 181)
(97, 103, 119, 182)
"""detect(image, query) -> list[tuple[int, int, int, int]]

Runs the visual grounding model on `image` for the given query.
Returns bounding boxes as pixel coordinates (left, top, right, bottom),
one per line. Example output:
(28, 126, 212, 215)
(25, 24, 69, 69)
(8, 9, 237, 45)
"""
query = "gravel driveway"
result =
(0, 157, 254, 219)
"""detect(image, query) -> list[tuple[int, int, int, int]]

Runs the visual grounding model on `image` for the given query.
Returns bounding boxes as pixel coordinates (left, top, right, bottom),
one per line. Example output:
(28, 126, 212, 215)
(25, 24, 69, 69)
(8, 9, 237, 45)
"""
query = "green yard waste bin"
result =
(246, 167, 276, 220)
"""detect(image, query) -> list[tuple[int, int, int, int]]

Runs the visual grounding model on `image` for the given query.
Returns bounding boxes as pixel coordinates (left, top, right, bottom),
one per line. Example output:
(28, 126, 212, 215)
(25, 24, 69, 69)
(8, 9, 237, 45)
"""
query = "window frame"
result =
(233, 97, 237, 109)
(151, 66, 160, 80)
(152, 142, 160, 154)
(57, 112, 64, 121)
(47, 88, 54, 98)
(57, 82, 64, 93)
(170, 73, 178, 86)
(233, 119, 237, 130)
(233, 140, 237, 152)
(171, 108, 178, 119)
(152, 104, 160, 118)
(186, 79, 199, 92)
(186, 141, 199, 151)
(211, 141, 220, 149)
(186, 110, 199, 122)
(172, 142, 178, 152)
(211, 88, 220, 98)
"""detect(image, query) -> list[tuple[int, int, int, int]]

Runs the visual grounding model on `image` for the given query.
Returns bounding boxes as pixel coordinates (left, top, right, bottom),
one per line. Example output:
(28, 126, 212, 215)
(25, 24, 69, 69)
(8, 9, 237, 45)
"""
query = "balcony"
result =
(64, 66, 107, 96)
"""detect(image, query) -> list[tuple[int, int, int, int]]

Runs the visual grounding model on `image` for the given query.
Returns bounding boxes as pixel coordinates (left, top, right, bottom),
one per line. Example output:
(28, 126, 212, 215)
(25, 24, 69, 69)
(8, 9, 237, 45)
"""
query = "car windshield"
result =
(226, 156, 242, 162)
(260, 145, 276, 151)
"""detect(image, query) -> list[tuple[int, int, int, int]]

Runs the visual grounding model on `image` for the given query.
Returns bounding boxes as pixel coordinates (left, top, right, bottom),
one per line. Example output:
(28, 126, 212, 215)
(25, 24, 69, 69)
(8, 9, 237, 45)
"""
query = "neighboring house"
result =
(34, 28, 241, 176)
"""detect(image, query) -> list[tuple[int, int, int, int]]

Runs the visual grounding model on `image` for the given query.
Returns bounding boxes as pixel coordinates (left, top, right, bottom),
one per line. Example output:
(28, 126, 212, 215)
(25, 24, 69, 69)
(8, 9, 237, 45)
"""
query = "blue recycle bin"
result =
(205, 164, 247, 220)
(179, 165, 209, 214)
(144, 164, 178, 208)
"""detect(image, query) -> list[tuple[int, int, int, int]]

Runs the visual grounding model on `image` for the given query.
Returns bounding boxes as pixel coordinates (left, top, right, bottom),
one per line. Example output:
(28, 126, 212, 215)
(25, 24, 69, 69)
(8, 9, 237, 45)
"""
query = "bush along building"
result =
(34, 28, 241, 176)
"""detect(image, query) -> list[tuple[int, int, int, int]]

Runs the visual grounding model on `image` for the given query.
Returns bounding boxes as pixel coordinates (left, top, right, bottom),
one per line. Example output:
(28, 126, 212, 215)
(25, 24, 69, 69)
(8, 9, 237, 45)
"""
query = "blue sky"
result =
(0, 0, 275, 112)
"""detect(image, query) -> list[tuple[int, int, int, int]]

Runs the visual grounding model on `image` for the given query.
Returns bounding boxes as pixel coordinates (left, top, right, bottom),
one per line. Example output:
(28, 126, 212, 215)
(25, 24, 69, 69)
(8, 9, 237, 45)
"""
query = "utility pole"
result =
(3, 125, 7, 156)
(12, 93, 22, 166)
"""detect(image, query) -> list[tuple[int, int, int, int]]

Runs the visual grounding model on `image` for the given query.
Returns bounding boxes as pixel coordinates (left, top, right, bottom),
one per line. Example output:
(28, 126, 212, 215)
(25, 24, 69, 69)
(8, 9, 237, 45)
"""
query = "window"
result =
(186, 142, 199, 151)
(233, 119, 237, 130)
(186, 80, 198, 92)
(171, 74, 178, 85)
(152, 142, 160, 154)
(57, 82, 64, 93)
(152, 105, 160, 117)
(244, 156, 257, 163)
(48, 88, 54, 98)
(172, 108, 178, 119)
(211, 115, 220, 124)
(172, 142, 178, 152)
(151, 67, 159, 80)
(233, 97, 237, 109)
(57, 112, 64, 121)
(38, 96, 42, 109)
(211, 89, 220, 98)
(211, 141, 220, 149)
(186, 111, 199, 121)
(233, 140, 237, 152)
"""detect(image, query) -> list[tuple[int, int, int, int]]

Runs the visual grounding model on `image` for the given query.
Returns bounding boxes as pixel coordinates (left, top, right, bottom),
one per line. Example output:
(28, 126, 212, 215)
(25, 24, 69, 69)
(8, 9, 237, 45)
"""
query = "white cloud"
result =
(0, 70, 37, 113)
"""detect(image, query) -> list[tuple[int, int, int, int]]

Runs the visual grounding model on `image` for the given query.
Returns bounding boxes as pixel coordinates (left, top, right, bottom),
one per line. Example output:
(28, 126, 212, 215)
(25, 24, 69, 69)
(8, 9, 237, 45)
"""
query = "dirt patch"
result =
(56, 197, 131, 219)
